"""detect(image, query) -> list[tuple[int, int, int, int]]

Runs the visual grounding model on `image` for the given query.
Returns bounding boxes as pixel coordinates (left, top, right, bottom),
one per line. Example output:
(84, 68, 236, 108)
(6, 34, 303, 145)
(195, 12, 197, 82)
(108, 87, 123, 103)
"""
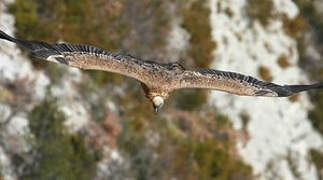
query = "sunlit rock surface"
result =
(0, 1, 42, 179)
(0, 0, 323, 179)
(0, 1, 120, 179)
(210, 0, 323, 179)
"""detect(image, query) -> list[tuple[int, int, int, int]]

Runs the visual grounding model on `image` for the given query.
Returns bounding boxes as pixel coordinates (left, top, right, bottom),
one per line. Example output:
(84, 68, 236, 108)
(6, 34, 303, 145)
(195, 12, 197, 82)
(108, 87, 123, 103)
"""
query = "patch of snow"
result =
(210, 0, 323, 179)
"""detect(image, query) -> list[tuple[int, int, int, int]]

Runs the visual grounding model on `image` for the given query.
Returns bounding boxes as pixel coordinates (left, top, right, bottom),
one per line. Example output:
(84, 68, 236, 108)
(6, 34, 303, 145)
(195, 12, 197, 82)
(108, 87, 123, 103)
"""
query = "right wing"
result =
(175, 68, 323, 97)
(0, 30, 157, 84)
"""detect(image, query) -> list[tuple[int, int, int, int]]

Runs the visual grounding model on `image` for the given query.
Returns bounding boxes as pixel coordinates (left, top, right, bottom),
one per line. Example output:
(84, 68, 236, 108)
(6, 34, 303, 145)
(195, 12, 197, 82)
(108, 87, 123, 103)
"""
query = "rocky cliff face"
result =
(210, 0, 323, 179)
(0, 0, 322, 179)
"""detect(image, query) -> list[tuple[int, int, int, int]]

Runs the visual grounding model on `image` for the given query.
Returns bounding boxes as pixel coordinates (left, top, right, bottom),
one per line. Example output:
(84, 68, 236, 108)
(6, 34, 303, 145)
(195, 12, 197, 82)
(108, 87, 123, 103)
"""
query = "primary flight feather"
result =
(0, 30, 322, 112)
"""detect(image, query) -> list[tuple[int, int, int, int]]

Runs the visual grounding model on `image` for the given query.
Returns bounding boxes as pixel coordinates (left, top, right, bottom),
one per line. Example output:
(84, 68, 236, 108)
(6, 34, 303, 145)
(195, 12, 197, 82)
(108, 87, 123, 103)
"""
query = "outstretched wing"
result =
(175, 69, 323, 97)
(0, 30, 155, 84)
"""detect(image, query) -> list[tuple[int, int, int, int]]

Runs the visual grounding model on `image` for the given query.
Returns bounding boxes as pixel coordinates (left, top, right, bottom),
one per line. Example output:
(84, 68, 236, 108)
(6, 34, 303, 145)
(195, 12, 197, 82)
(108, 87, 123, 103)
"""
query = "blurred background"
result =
(0, 0, 322, 179)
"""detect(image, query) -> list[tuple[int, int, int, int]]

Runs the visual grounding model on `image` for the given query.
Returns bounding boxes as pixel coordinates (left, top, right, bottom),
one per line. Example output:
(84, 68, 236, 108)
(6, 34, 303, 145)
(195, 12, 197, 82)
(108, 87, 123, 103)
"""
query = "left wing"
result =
(0, 30, 157, 85)
(174, 68, 323, 97)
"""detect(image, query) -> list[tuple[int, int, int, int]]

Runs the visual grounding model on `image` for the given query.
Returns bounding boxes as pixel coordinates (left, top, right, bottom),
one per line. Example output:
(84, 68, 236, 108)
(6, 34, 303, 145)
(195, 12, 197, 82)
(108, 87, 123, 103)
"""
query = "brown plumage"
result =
(1, 30, 322, 112)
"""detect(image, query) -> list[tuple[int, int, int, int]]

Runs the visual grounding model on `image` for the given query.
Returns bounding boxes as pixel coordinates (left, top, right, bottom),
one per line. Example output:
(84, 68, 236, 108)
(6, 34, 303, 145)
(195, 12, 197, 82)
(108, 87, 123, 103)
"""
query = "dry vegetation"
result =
(310, 149, 323, 179)
(173, 0, 218, 111)
(7, 0, 253, 179)
(246, 0, 274, 26)
(282, 15, 307, 39)
(277, 54, 291, 69)
(258, 65, 273, 82)
(292, 0, 323, 174)
(249, 2, 323, 173)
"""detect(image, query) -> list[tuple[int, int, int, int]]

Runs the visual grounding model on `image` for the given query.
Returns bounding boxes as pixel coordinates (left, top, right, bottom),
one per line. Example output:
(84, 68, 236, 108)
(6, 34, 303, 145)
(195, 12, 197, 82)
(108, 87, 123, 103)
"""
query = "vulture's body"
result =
(0, 30, 322, 112)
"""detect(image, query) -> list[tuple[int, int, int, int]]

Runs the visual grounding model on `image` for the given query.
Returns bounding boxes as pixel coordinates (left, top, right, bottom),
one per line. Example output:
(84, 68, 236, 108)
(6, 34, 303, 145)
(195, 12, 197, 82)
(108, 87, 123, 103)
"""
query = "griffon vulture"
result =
(0, 30, 322, 112)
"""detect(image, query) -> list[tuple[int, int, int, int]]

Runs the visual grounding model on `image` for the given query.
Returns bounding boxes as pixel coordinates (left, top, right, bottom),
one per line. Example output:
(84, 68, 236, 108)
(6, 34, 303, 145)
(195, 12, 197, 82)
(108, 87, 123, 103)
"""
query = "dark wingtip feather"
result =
(0, 30, 38, 51)
(312, 82, 323, 89)
(269, 85, 294, 97)
(0, 30, 16, 42)
(276, 82, 323, 97)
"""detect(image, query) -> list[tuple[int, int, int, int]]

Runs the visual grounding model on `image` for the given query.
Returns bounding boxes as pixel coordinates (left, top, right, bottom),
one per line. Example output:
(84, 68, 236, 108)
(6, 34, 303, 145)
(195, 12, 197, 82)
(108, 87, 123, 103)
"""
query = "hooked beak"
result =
(154, 105, 162, 113)
(152, 96, 164, 113)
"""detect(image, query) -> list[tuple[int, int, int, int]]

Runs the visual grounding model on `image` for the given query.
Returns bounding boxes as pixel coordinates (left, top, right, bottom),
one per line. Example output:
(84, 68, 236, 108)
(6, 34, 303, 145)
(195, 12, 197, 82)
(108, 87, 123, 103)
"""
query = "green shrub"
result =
(172, 89, 208, 111)
(246, 0, 274, 26)
(9, 1, 254, 179)
(156, 135, 252, 180)
(20, 98, 99, 180)
(294, 0, 323, 41)
(182, 0, 216, 68)
(10, 0, 130, 84)
(308, 91, 323, 135)
(173, 0, 217, 111)
(8, 0, 38, 40)
(310, 149, 323, 179)
(293, 1, 323, 137)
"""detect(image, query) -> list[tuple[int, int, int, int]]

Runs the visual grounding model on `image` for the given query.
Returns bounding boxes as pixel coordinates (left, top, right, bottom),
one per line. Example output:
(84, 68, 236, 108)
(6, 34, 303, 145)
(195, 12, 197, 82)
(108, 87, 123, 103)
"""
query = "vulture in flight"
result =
(0, 30, 322, 112)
